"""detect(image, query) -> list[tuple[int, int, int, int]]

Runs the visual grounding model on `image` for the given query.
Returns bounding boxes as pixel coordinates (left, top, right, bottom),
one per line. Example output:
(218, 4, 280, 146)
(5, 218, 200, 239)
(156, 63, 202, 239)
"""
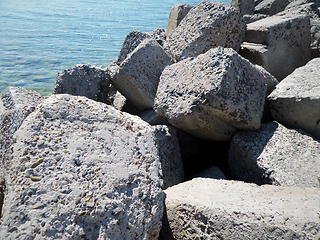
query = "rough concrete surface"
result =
(152, 125, 184, 189)
(0, 87, 45, 184)
(155, 47, 273, 141)
(0, 87, 44, 114)
(286, 0, 320, 9)
(115, 30, 152, 65)
(112, 38, 173, 110)
(164, 1, 246, 61)
(0, 94, 167, 240)
(228, 121, 320, 188)
(163, 178, 320, 240)
(53, 64, 110, 103)
(166, 4, 193, 39)
(243, 13, 268, 23)
(230, 0, 255, 15)
(268, 57, 320, 140)
(311, 18, 320, 57)
(244, 8, 311, 80)
(255, 0, 290, 15)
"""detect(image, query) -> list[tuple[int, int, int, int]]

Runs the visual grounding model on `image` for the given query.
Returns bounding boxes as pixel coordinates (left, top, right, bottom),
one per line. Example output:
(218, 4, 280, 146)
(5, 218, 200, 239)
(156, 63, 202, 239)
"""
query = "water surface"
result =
(0, 0, 229, 95)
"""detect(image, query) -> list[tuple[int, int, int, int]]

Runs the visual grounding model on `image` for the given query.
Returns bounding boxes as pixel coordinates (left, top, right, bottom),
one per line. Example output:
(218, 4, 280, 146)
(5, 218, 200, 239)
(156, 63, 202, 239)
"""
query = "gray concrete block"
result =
(228, 121, 320, 187)
(164, 2, 246, 62)
(163, 178, 320, 239)
(155, 47, 274, 141)
(268, 58, 320, 139)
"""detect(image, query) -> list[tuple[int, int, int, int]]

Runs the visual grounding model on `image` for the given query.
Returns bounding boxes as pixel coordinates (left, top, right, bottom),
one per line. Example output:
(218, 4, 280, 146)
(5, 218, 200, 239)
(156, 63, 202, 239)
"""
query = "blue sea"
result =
(0, 0, 229, 96)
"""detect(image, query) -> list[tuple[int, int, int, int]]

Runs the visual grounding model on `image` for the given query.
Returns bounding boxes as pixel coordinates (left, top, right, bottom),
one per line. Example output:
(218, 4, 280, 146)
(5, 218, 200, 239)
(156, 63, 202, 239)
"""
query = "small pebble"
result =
(75, 197, 82, 205)
(37, 140, 45, 147)
(79, 211, 87, 217)
(32, 202, 44, 209)
(61, 189, 72, 194)
(55, 155, 62, 161)
(71, 172, 78, 180)
(30, 176, 41, 182)
(87, 202, 95, 209)
(30, 158, 44, 168)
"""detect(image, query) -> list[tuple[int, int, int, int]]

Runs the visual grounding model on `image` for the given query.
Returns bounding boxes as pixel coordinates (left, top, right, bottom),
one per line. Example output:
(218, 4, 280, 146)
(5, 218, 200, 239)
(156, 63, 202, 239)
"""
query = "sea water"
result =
(0, 0, 229, 96)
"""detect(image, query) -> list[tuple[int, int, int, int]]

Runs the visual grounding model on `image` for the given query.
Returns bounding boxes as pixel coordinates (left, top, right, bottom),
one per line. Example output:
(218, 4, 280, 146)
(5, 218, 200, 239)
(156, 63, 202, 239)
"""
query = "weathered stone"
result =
(150, 28, 166, 46)
(53, 64, 109, 103)
(283, 2, 320, 18)
(112, 38, 173, 110)
(192, 166, 227, 180)
(166, 4, 193, 39)
(240, 42, 283, 80)
(0, 87, 45, 142)
(243, 13, 268, 23)
(286, 0, 320, 9)
(228, 121, 320, 187)
(115, 30, 151, 65)
(311, 18, 320, 57)
(107, 86, 141, 116)
(230, 0, 255, 15)
(0, 94, 178, 239)
(105, 60, 119, 79)
(0, 88, 46, 222)
(0, 87, 45, 177)
(164, 1, 246, 62)
(163, 178, 320, 239)
(255, 0, 290, 15)
(152, 125, 184, 189)
(267, 58, 320, 139)
(243, 8, 311, 80)
(155, 47, 275, 141)
(0, 87, 44, 114)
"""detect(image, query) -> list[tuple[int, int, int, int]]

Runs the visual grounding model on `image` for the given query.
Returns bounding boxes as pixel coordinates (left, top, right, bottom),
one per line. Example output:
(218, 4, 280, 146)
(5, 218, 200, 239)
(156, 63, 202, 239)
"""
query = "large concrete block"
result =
(230, 0, 255, 15)
(162, 178, 320, 239)
(166, 4, 193, 39)
(228, 121, 320, 187)
(255, 0, 290, 15)
(164, 1, 246, 62)
(53, 64, 109, 103)
(0, 94, 175, 239)
(154, 47, 275, 141)
(112, 38, 173, 110)
(286, 0, 320, 9)
(243, 7, 311, 80)
(268, 58, 320, 139)
(0, 87, 44, 114)
(311, 18, 320, 57)
(115, 30, 151, 65)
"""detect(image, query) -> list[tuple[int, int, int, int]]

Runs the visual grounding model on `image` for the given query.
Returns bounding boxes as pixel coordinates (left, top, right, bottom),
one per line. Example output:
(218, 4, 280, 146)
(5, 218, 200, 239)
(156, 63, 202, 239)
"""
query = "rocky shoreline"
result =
(0, 0, 320, 239)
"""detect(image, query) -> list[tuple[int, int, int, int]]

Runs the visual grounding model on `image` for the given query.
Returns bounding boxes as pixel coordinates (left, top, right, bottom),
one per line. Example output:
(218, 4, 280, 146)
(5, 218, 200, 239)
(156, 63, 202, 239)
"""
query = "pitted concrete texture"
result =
(0, 94, 166, 240)
(155, 47, 274, 141)
(164, 178, 320, 239)
(268, 58, 320, 140)
(164, 1, 246, 61)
